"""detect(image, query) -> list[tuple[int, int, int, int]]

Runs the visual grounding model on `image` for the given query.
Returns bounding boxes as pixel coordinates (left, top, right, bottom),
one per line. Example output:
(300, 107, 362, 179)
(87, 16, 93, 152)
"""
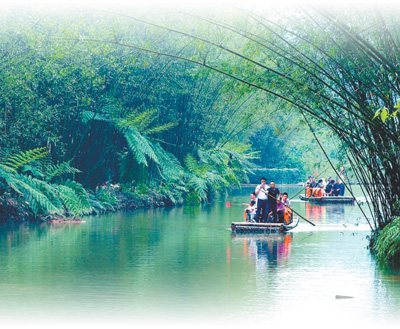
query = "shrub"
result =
(373, 217, 400, 267)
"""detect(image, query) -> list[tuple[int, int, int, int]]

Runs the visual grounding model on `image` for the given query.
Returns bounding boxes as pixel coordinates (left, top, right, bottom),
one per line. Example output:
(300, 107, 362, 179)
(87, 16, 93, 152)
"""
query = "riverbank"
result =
(0, 184, 178, 223)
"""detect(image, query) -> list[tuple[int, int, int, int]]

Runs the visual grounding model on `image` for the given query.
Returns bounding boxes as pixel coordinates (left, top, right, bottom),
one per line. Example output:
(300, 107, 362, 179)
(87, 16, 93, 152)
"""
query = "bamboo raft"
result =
(300, 194, 355, 204)
(231, 217, 299, 233)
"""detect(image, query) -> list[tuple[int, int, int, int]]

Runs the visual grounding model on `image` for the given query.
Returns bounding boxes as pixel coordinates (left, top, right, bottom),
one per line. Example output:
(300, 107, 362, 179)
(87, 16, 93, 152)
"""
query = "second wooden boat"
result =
(300, 194, 355, 204)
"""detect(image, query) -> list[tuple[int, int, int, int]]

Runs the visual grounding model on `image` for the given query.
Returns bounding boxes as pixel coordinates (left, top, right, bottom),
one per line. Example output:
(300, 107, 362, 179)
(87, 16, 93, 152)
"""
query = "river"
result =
(0, 185, 399, 328)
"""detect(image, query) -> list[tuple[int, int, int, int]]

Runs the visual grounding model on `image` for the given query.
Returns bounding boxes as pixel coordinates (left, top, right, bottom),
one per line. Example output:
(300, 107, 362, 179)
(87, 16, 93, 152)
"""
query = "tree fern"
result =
(1, 148, 92, 218)
(118, 109, 157, 130)
(55, 179, 92, 216)
(123, 127, 159, 166)
(152, 143, 183, 180)
(14, 175, 62, 214)
(82, 106, 181, 186)
(4, 147, 48, 170)
(44, 161, 82, 182)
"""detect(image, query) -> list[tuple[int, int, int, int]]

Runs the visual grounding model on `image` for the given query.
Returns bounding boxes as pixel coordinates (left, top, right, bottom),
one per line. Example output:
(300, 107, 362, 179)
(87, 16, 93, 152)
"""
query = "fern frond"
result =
(143, 122, 178, 135)
(188, 175, 208, 201)
(152, 143, 183, 180)
(184, 154, 199, 174)
(15, 175, 62, 214)
(123, 127, 159, 166)
(55, 179, 92, 216)
(45, 161, 82, 182)
(0, 168, 22, 193)
(5, 147, 48, 170)
(118, 109, 157, 131)
(81, 110, 112, 123)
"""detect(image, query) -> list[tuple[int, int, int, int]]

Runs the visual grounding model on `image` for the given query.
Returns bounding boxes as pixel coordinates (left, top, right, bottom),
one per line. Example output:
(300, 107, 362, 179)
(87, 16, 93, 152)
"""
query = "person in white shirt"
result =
(255, 177, 270, 223)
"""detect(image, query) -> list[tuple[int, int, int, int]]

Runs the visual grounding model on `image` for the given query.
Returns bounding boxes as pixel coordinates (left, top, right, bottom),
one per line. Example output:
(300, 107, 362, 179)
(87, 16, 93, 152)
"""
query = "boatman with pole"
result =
(255, 177, 269, 223)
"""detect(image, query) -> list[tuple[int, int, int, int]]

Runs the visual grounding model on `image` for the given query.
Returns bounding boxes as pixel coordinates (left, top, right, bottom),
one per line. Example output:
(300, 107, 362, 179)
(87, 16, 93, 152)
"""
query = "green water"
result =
(0, 186, 399, 327)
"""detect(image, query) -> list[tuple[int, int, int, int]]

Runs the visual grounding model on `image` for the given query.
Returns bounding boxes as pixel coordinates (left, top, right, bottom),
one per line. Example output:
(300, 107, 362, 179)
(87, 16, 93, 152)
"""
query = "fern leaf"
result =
(81, 111, 112, 124)
(45, 161, 82, 182)
(55, 179, 92, 216)
(5, 147, 48, 170)
(143, 122, 178, 135)
(152, 143, 183, 180)
(123, 127, 159, 166)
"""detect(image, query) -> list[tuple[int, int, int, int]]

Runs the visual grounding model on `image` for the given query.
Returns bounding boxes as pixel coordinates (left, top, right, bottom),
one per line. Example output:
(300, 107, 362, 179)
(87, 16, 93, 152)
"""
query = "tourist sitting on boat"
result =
(306, 177, 318, 197)
(332, 179, 345, 196)
(313, 179, 325, 197)
(245, 200, 257, 223)
(250, 192, 257, 203)
(325, 178, 335, 196)
(282, 192, 290, 206)
(338, 180, 345, 196)
(242, 192, 258, 221)
(255, 177, 269, 223)
(276, 200, 285, 223)
(304, 176, 312, 186)
(277, 192, 293, 224)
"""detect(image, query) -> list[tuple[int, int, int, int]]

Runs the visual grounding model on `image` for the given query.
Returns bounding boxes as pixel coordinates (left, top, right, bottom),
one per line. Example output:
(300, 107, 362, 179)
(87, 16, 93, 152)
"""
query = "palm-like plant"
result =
(83, 108, 183, 183)
(184, 142, 258, 202)
(0, 148, 91, 218)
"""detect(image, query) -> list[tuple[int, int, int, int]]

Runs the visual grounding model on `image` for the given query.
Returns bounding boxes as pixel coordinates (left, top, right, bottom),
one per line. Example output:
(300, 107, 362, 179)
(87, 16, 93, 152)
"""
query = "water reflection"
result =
(231, 232, 293, 268)
(0, 185, 399, 326)
(304, 202, 359, 225)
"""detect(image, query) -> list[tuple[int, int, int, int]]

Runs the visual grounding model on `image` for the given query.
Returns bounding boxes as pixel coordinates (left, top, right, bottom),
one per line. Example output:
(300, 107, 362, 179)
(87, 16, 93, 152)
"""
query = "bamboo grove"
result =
(45, 4, 400, 264)
(100, 5, 400, 232)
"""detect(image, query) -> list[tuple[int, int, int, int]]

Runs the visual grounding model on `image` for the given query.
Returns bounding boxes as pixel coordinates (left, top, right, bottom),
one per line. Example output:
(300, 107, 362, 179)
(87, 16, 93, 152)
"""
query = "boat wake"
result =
(291, 223, 371, 232)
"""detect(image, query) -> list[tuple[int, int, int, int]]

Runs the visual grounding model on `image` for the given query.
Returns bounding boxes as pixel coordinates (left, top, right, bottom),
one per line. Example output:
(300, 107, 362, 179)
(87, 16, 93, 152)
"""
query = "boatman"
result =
(255, 177, 269, 223)
(267, 181, 281, 223)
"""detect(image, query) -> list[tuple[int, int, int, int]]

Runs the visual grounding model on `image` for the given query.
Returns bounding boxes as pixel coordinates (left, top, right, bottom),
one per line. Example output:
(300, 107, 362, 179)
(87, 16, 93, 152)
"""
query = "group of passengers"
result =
(244, 177, 293, 224)
(305, 176, 345, 197)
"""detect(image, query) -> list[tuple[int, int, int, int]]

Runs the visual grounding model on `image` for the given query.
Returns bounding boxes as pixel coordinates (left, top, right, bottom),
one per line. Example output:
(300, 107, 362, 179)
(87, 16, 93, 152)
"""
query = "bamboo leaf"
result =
(381, 108, 389, 123)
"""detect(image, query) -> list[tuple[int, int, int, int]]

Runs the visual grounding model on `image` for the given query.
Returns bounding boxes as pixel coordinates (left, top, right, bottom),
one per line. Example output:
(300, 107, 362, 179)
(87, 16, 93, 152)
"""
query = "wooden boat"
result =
(231, 217, 299, 233)
(299, 194, 355, 204)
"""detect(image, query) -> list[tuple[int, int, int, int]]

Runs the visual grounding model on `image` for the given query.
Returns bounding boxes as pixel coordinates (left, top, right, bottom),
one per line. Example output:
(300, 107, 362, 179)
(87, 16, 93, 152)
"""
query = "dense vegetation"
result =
(50, 4, 400, 265)
(1, 8, 339, 222)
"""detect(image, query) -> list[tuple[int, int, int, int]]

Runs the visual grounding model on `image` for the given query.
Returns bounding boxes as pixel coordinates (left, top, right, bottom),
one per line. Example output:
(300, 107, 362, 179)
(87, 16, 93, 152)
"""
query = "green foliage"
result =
(373, 217, 400, 267)
(0, 148, 91, 218)
(44, 161, 82, 182)
(183, 143, 256, 202)
(55, 180, 92, 216)
(372, 106, 399, 124)
(0, 7, 346, 216)
(94, 186, 118, 208)
(3, 148, 48, 171)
